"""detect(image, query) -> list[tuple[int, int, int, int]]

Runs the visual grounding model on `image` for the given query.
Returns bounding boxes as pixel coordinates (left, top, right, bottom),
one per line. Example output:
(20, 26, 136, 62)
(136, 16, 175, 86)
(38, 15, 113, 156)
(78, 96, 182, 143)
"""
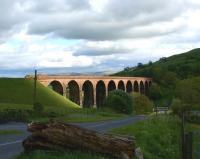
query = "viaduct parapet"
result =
(37, 75, 152, 108)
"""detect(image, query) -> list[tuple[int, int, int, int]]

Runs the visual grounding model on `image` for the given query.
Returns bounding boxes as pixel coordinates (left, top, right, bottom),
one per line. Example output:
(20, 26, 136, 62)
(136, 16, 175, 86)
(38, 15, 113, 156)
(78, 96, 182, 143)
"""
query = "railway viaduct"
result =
(37, 75, 152, 108)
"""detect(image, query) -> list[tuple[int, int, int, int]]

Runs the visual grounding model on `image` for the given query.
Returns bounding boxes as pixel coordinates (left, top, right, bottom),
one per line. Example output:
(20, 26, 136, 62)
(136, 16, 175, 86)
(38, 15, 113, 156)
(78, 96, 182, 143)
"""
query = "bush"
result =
(187, 114, 200, 124)
(147, 83, 162, 101)
(131, 93, 153, 114)
(0, 109, 31, 123)
(33, 102, 44, 113)
(103, 90, 133, 114)
(171, 98, 190, 116)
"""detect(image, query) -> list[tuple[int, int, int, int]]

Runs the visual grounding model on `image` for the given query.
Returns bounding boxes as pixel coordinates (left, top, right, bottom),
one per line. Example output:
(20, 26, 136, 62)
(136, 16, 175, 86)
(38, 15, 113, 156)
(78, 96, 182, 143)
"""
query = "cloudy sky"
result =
(0, 0, 200, 77)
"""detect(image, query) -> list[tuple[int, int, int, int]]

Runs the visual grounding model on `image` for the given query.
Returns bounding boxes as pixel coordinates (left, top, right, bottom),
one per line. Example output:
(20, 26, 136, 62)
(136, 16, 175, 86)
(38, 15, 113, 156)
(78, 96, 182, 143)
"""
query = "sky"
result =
(0, 0, 200, 77)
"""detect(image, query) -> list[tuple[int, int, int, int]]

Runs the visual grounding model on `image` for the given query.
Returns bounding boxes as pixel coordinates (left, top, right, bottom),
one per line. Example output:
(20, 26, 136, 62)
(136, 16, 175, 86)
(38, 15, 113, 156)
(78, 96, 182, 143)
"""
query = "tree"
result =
(137, 63, 144, 68)
(148, 61, 153, 66)
(147, 83, 162, 101)
(103, 90, 133, 114)
(175, 77, 200, 110)
(131, 93, 153, 114)
(171, 98, 190, 116)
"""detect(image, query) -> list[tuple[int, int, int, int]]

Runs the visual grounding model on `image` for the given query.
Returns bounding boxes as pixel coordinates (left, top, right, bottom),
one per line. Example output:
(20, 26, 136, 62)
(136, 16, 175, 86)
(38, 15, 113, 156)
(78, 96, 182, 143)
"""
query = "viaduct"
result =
(37, 75, 152, 108)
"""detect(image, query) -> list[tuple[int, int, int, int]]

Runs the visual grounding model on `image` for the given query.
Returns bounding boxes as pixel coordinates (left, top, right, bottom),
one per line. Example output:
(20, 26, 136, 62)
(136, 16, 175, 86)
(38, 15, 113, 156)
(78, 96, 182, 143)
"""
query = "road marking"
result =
(0, 140, 22, 147)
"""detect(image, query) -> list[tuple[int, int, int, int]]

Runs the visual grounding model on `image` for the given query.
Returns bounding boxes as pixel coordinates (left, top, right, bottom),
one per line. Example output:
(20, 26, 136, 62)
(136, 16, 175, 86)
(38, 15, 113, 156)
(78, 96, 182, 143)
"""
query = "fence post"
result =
(185, 132, 193, 159)
(33, 70, 37, 106)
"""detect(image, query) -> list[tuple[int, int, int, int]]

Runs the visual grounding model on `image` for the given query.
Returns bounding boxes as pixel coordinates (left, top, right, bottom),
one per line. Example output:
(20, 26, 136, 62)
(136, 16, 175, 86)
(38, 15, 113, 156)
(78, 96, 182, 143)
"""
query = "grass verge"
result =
(111, 115, 181, 159)
(0, 129, 22, 135)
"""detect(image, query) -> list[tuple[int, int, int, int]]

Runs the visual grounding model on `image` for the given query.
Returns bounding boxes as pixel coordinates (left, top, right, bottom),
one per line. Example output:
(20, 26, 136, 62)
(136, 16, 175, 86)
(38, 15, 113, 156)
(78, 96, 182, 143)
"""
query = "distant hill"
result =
(114, 48, 200, 79)
(0, 78, 79, 110)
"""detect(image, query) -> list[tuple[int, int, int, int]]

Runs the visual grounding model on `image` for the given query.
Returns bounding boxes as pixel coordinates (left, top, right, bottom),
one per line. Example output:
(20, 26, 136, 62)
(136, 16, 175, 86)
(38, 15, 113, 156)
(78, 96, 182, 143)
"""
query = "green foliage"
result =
(0, 109, 30, 122)
(114, 48, 200, 109)
(171, 98, 190, 116)
(111, 115, 181, 159)
(103, 90, 133, 114)
(147, 83, 162, 101)
(115, 48, 200, 80)
(33, 102, 44, 113)
(175, 77, 200, 110)
(187, 114, 200, 124)
(131, 93, 153, 114)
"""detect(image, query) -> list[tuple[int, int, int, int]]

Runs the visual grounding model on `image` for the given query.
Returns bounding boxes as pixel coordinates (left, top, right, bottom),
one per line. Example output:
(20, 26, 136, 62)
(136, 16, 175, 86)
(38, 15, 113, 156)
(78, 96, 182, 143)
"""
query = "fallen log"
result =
(23, 120, 136, 159)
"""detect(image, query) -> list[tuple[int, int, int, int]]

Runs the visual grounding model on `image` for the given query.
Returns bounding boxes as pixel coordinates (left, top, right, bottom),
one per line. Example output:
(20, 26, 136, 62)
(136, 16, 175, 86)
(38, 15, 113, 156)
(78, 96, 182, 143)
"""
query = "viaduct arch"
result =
(38, 75, 152, 108)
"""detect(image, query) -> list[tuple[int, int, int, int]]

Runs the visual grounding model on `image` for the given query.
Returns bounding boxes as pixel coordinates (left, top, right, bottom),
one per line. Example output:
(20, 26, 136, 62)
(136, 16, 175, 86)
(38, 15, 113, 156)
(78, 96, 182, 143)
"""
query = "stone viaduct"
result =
(37, 75, 152, 108)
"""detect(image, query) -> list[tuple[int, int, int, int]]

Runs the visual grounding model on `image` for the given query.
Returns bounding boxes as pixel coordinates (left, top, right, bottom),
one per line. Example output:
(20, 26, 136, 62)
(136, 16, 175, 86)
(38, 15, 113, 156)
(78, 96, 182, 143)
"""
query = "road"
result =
(0, 115, 145, 159)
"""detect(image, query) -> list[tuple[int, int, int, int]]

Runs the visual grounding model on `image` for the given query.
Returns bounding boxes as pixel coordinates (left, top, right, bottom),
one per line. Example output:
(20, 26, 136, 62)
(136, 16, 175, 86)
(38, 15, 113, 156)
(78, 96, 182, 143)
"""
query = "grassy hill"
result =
(115, 48, 200, 79)
(114, 48, 200, 108)
(0, 78, 79, 112)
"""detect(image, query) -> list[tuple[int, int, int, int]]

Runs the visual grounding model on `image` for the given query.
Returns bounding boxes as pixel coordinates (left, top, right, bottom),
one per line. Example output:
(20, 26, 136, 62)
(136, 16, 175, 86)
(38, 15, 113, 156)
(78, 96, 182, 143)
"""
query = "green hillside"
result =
(115, 48, 200, 79)
(114, 48, 200, 109)
(0, 78, 79, 111)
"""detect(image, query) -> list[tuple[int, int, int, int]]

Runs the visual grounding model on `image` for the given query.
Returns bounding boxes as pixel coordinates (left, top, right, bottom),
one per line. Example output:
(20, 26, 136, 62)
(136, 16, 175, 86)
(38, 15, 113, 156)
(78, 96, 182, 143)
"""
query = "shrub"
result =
(33, 102, 44, 113)
(0, 109, 31, 123)
(187, 114, 200, 124)
(131, 93, 153, 114)
(147, 83, 162, 101)
(103, 90, 133, 114)
(171, 98, 190, 116)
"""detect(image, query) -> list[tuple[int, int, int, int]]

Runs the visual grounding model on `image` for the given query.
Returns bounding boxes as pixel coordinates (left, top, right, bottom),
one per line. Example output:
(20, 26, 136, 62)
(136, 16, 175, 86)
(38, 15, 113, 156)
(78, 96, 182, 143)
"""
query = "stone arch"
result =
(118, 80, 125, 91)
(96, 80, 106, 107)
(48, 80, 63, 95)
(126, 80, 132, 93)
(82, 80, 94, 108)
(140, 81, 145, 94)
(133, 81, 139, 92)
(145, 81, 149, 94)
(108, 80, 116, 92)
(68, 80, 80, 105)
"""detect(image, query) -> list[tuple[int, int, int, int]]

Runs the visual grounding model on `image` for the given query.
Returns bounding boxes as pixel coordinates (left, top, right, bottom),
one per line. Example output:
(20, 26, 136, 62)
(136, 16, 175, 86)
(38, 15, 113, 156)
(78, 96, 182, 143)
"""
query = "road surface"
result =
(0, 115, 145, 159)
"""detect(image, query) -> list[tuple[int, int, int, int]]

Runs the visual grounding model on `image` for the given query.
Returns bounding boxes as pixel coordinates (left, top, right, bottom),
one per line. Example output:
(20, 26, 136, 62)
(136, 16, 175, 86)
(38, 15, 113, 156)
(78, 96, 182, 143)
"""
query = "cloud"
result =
(0, 0, 200, 77)
(0, 0, 28, 42)
(27, 0, 187, 40)
(26, 0, 90, 13)
(74, 41, 134, 56)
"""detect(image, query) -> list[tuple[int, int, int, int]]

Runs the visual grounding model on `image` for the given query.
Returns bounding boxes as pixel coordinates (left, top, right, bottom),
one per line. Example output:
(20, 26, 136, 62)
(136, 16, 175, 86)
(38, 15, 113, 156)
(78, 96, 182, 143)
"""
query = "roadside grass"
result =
(0, 102, 126, 123)
(0, 129, 22, 135)
(15, 150, 106, 159)
(186, 123, 200, 159)
(59, 108, 127, 123)
(111, 115, 181, 159)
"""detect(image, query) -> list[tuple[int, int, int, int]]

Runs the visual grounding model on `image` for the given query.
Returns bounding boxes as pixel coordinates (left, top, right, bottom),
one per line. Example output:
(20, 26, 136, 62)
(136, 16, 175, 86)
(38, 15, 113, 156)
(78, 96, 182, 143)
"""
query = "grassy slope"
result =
(0, 78, 125, 122)
(0, 78, 79, 111)
(115, 48, 200, 78)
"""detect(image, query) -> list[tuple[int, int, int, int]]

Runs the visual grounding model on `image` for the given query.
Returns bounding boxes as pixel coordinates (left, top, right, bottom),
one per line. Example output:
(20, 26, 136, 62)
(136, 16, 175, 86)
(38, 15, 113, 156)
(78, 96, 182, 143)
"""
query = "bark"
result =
(23, 121, 136, 159)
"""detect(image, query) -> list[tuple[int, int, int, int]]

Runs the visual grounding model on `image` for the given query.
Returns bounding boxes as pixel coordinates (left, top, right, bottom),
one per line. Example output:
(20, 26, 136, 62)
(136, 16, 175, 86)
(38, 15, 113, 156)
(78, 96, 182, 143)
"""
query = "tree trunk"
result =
(23, 121, 136, 159)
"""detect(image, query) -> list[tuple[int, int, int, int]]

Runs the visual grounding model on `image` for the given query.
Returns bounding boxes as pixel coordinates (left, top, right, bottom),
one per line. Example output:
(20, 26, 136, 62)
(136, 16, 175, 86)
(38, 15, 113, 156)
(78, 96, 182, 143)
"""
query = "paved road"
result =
(0, 115, 145, 159)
